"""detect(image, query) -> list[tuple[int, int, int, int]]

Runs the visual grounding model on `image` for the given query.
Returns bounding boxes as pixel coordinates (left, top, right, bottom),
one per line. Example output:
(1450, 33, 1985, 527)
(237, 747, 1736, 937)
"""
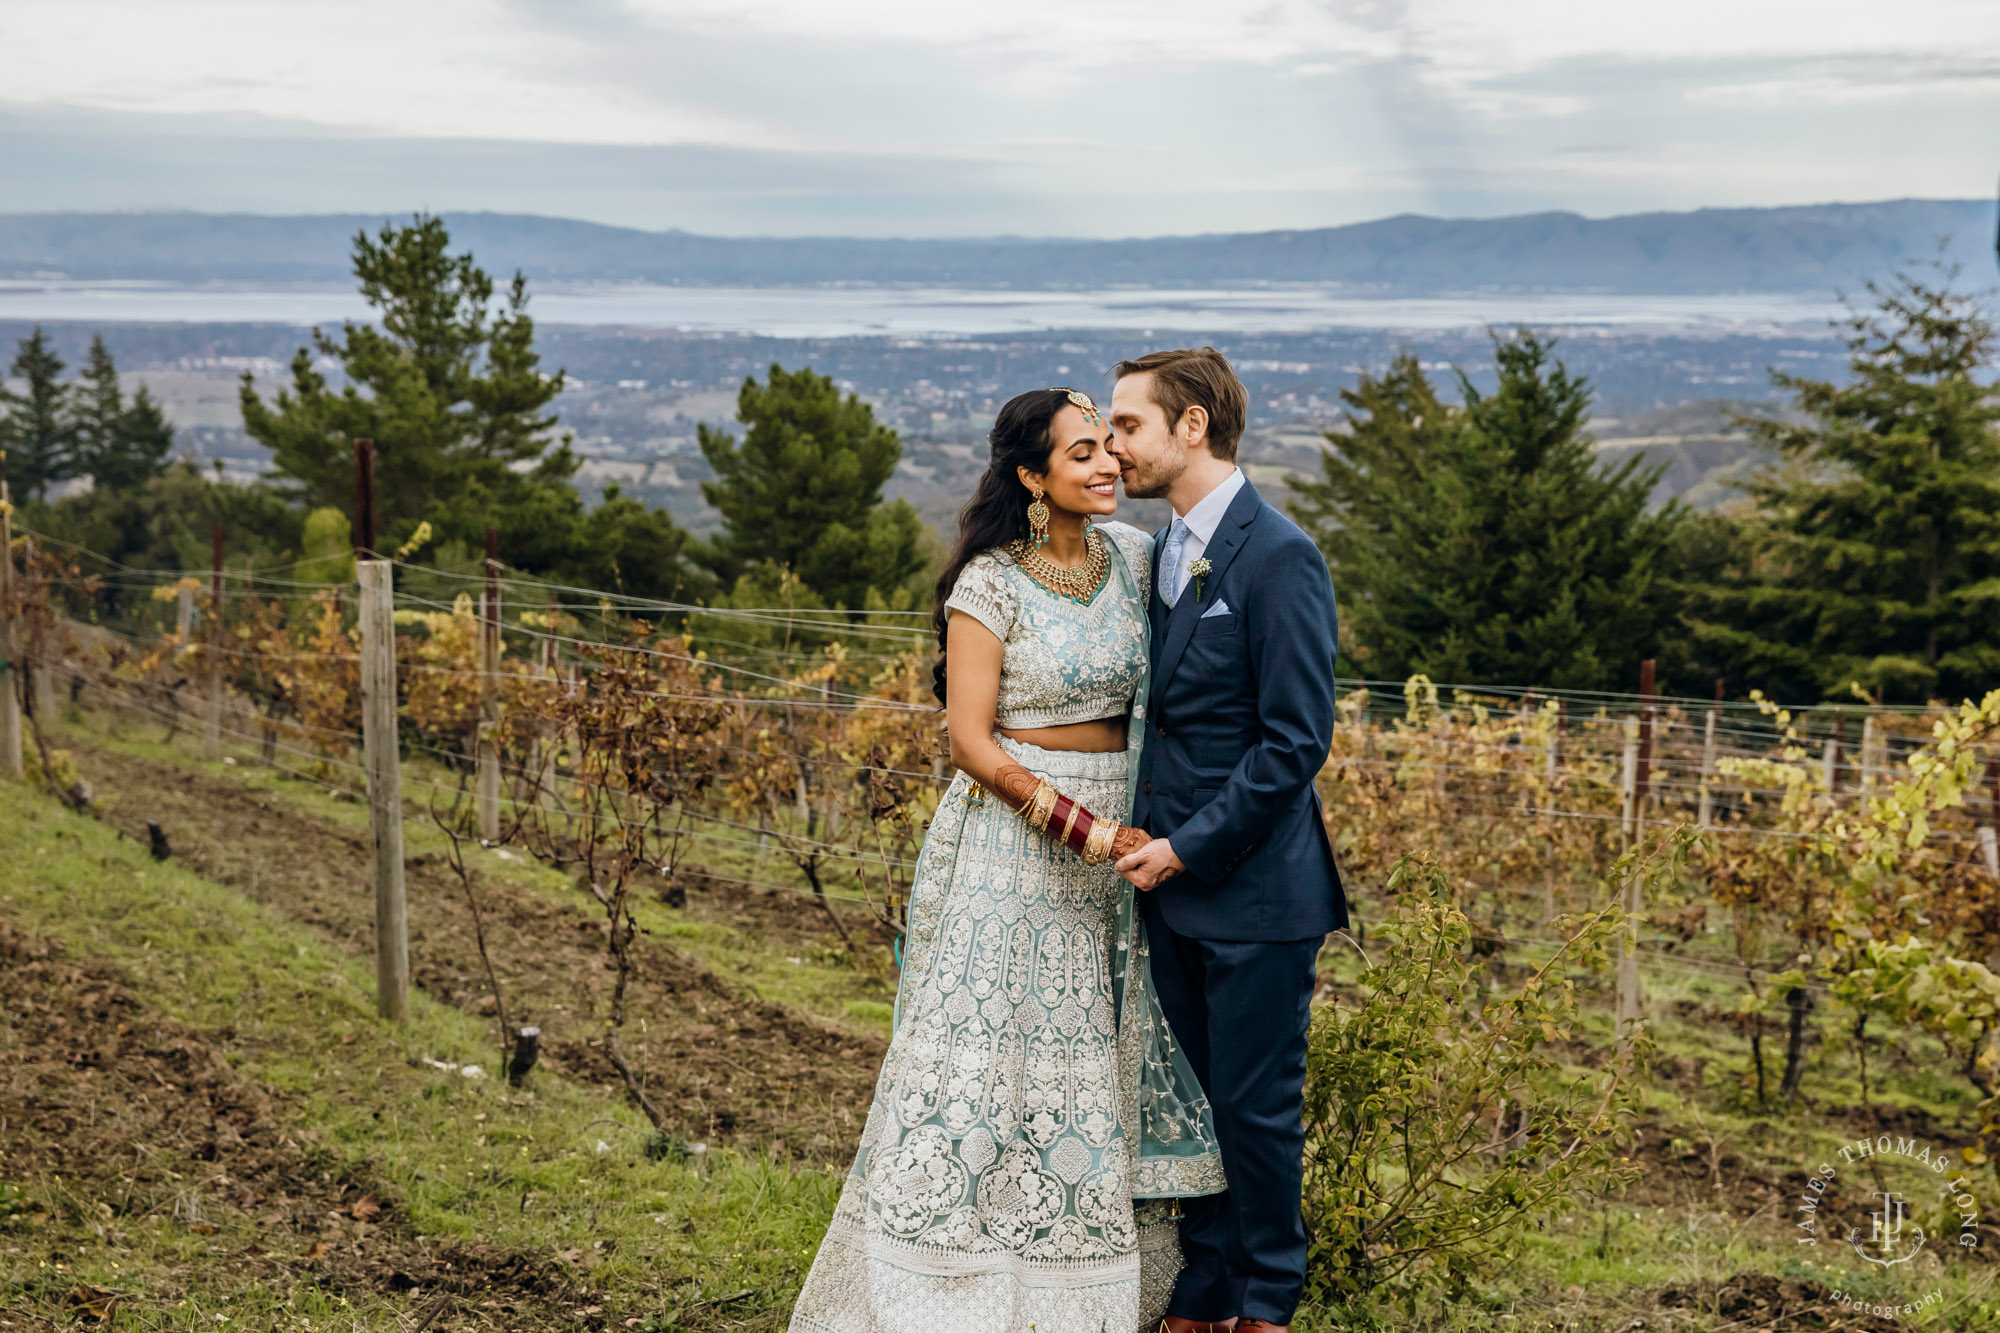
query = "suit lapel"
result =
(1148, 479, 1264, 717)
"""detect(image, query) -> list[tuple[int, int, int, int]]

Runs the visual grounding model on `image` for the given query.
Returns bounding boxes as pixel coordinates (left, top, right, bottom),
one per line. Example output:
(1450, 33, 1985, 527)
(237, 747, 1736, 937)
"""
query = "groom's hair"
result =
(1113, 346, 1247, 462)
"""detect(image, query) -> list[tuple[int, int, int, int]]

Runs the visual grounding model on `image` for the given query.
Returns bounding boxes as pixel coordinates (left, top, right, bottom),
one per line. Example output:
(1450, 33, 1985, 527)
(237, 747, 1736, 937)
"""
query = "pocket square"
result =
(1199, 598, 1232, 619)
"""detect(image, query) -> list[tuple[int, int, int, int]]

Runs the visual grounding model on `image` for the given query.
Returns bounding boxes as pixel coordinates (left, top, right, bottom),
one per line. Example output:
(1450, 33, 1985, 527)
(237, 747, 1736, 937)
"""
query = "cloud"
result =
(1684, 54, 2000, 108)
(2, 0, 771, 146)
(3, 0, 1999, 233)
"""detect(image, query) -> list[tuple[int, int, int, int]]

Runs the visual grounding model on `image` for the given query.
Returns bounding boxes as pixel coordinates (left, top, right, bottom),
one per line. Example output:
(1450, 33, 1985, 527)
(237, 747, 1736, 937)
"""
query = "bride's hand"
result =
(1110, 825, 1151, 862)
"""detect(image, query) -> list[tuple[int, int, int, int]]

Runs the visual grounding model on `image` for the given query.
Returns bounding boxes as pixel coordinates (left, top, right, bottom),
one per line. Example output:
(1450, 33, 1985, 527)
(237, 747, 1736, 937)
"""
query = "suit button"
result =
(1156, 722, 1169, 738)
(1142, 781, 1153, 795)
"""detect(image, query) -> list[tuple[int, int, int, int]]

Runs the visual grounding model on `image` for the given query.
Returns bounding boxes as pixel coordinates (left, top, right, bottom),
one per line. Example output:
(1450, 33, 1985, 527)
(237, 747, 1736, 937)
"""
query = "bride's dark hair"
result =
(931, 387, 1078, 706)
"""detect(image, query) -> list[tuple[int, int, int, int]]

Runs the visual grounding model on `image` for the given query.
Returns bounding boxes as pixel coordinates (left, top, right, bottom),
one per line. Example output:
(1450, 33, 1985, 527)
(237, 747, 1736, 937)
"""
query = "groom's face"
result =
(1107, 372, 1186, 501)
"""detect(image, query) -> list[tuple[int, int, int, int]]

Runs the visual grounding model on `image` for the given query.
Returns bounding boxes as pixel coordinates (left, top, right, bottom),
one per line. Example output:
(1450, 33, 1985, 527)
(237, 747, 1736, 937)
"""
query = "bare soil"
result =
(1656, 1272, 1908, 1331)
(68, 734, 884, 1162)
(0, 918, 583, 1330)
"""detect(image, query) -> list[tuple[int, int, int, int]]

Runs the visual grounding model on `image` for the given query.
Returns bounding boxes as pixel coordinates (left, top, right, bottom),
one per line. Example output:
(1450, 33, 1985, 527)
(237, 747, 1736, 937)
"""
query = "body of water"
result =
(0, 279, 1849, 338)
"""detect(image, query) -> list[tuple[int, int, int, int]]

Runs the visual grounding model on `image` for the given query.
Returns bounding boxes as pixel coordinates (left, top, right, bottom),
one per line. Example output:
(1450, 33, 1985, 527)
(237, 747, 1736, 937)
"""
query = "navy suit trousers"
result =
(1143, 897, 1322, 1325)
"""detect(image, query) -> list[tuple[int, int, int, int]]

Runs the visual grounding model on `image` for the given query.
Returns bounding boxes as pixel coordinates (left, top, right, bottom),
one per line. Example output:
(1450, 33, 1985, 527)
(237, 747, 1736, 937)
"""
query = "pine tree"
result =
(72, 335, 125, 478)
(698, 363, 926, 608)
(114, 385, 178, 488)
(1289, 353, 1473, 679)
(1292, 332, 1683, 690)
(2, 328, 77, 500)
(1687, 267, 2000, 702)
(560, 484, 703, 599)
(67, 335, 176, 491)
(239, 214, 581, 548)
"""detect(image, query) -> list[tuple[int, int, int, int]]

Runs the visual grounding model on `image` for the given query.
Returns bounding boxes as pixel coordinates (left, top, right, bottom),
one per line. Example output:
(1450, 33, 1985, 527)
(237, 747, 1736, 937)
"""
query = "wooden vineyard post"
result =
(1617, 659, 1656, 1039)
(1540, 694, 1560, 923)
(1548, 698, 1565, 784)
(477, 526, 501, 843)
(26, 539, 53, 725)
(0, 458, 20, 780)
(536, 590, 560, 806)
(1634, 659, 1655, 838)
(205, 523, 224, 760)
(358, 559, 409, 1022)
(1982, 756, 2000, 878)
(1619, 717, 1640, 846)
(1615, 712, 1640, 1037)
(1697, 677, 1721, 829)
(1821, 714, 1844, 793)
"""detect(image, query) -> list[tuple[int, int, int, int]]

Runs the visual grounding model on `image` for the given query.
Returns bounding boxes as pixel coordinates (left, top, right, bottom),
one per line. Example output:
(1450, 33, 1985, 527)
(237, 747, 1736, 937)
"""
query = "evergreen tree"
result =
(68, 335, 176, 491)
(1292, 332, 1683, 690)
(20, 464, 304, 622)
(2, 328, 77, 500)
(558, 484, 707, 600)
(239, 214, 581, 548)
(115, 386, 178, 488)
(1686, 267, 2000, 702)
(73, 335, 125, 477)
(697, 363, 926, 608)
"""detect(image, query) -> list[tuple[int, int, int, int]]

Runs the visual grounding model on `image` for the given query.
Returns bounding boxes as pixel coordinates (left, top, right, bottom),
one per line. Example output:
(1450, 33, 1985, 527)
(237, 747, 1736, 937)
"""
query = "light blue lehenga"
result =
(790, 521, 1225, 1333)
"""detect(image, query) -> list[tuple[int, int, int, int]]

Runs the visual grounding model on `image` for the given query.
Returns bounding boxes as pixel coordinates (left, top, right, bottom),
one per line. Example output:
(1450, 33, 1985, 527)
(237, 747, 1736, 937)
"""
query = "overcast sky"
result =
(6, 0, 2000, 237)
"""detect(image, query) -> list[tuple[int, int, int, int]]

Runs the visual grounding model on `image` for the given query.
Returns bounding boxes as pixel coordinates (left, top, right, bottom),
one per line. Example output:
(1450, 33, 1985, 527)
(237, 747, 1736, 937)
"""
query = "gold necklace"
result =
(1007, 526, 1110, 603)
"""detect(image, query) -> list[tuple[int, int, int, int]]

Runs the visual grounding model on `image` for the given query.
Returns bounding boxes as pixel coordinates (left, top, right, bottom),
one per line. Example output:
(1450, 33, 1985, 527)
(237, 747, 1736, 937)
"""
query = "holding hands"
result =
(1114, 836, 1183, 890)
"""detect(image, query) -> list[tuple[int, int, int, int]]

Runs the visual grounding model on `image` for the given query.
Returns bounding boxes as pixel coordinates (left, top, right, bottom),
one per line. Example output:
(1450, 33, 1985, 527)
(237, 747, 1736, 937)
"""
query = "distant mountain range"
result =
(2, 199, 1994, 294)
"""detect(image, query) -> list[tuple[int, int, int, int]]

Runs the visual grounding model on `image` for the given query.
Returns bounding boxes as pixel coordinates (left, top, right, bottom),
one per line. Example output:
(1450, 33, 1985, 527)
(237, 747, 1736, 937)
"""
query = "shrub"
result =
(1302, 844, 1680, 1300)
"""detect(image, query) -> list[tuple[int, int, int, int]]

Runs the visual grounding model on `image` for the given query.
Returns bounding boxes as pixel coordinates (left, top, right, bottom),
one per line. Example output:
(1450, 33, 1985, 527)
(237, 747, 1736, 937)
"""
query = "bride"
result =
(790, 388, 1224, 1333)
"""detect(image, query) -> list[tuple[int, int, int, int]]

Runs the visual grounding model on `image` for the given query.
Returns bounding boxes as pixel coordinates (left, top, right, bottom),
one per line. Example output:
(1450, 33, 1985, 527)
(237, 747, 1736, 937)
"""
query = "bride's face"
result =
(1018, 404, 1119, 521)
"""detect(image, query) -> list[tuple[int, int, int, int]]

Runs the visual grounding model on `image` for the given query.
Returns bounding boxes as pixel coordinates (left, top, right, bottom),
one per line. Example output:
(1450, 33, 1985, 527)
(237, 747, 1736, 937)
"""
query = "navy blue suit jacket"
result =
(1132, 478, 1348, 942)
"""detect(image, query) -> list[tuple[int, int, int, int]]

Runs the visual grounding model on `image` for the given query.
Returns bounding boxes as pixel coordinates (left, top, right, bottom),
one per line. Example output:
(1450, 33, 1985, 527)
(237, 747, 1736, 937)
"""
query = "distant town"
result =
(0, 317, 1834, 538)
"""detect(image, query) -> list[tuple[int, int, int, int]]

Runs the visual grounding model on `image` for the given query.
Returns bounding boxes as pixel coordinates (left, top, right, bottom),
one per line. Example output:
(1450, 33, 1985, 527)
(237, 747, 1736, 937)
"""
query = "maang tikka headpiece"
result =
(1056, 387, 1104, 429)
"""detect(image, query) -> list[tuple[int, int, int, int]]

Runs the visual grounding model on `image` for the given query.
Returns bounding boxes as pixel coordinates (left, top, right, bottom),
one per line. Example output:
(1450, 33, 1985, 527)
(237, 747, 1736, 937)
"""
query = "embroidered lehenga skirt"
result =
(790, 737, 1225, 1333)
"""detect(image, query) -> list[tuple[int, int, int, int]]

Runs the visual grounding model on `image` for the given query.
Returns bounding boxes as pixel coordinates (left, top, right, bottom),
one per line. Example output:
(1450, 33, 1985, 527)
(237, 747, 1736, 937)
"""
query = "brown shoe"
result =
(1235, 1321, 1289, 1333)
(1159, 1320, 1238, 1333)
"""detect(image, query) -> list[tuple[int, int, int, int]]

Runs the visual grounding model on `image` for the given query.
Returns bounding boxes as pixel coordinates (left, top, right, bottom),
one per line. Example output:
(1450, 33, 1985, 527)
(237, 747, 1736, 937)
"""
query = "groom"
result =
(1107, 347, 1348, 1333)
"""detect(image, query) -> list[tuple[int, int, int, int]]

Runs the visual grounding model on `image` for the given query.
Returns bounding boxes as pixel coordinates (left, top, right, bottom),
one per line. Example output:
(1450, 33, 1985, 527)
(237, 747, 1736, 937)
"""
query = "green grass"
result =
(0, 781, 842, 1331)
(59, 704, 898, 1042)
(22, 701, 2000, 1329)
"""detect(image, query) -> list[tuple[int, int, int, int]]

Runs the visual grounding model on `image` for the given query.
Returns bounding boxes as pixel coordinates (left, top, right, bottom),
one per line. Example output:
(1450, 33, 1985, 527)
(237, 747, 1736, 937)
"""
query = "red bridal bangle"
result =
(1023, 783, 1118, 863)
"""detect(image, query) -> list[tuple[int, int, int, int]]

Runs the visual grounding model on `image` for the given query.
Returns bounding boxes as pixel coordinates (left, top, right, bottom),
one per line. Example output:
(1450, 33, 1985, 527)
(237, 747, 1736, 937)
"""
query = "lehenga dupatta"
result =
(1105, 527, 1224, 1197)
(787, 527, 1221, 1333)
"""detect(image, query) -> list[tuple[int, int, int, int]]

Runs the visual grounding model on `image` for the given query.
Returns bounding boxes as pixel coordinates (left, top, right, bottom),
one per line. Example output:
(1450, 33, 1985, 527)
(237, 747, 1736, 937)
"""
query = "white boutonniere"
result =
(1187, 556, 1213, 602)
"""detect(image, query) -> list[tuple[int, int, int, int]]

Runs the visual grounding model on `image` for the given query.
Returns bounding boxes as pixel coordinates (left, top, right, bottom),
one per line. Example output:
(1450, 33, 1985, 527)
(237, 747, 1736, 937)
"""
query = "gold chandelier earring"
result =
(1026, 484, 1051, 547)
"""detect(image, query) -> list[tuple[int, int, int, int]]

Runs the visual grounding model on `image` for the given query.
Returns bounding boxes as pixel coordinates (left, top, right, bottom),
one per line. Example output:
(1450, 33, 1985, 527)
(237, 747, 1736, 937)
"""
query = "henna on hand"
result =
(990, 762, 1041, 812)
(1110, 825, 1151, 860)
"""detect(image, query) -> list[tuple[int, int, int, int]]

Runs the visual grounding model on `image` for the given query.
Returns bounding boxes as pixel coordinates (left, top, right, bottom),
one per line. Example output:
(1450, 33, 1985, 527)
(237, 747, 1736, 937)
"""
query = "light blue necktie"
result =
(1159, 517, 1189, 608)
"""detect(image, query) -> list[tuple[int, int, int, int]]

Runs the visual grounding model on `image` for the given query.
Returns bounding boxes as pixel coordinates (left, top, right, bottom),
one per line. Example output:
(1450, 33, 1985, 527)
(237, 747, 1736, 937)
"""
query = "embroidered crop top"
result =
(943, 520, 1152, 730)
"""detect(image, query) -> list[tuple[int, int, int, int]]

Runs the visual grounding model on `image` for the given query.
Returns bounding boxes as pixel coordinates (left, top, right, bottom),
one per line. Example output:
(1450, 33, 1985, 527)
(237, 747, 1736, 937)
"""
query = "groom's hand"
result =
(1116, 837, 1183, 891)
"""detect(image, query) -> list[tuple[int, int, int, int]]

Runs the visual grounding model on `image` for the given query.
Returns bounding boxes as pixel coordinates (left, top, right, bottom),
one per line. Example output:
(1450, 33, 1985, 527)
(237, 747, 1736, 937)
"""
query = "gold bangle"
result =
(1083, 819, 1119, 866)
(1025, 781, 1057, 833)
(1058, 800, 1082, 846)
